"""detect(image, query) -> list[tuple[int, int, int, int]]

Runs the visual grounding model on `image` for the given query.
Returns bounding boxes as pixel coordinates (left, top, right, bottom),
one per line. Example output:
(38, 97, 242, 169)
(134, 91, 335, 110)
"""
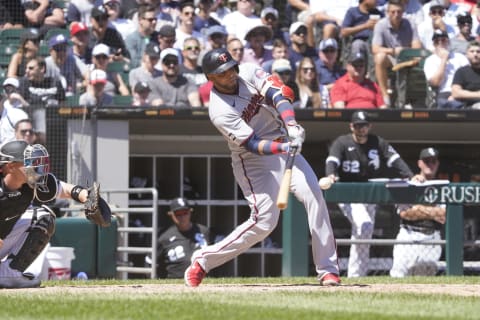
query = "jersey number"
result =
(342, 160, 360, 173)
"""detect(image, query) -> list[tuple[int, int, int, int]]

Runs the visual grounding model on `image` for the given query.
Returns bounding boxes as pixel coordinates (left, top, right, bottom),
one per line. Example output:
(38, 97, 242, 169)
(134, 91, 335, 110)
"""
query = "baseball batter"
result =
(184, 48, 340, 287)
(324, 111, 416, 277)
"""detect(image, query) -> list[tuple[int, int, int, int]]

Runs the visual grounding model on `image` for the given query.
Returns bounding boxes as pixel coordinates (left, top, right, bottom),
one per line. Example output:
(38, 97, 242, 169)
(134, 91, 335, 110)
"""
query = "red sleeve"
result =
(330, 78, 346, 105)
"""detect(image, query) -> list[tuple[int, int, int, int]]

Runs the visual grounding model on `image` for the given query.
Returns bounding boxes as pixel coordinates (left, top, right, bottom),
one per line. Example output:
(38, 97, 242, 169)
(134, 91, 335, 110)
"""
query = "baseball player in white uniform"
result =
(324, 111, 417, 277)
(184, 48, 340, 287)
(390, 147, 445, 277)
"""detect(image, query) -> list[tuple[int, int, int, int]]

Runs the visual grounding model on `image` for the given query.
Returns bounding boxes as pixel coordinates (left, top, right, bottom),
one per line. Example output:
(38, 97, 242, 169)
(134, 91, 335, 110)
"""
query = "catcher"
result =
(0, 140, 111, 288)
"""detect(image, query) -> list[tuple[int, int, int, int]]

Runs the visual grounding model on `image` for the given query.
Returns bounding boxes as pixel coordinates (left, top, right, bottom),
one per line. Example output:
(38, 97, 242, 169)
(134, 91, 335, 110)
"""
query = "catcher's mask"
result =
(24, 144, 50, 189)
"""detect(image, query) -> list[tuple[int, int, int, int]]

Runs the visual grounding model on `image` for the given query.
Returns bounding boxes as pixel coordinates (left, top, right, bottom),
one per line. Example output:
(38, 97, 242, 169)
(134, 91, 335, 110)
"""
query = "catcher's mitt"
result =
(84, 182, 112, 227)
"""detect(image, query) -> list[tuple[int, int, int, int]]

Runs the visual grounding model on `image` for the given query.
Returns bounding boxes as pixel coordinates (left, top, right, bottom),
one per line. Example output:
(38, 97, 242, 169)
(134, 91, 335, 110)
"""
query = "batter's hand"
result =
(287, 122, 305, 144)
(289, 138, 302, 155)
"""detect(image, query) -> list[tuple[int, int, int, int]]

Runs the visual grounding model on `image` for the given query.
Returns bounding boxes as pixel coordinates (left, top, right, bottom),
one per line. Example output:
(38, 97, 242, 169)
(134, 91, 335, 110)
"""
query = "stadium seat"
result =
(65, 94, 81, 107)
(0, 44, 19, 68)
(112, 95, 133, 106)
(0, 28, 27, 45)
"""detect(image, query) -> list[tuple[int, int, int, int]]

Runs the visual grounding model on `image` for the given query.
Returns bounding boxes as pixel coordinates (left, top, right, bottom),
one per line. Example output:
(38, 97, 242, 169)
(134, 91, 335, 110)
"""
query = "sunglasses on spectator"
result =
(423, 157, 438, 165)
(95, 54, 109, 60)
(231, 47, 244, 52)
(322, 48, 337, 53)
(294, 28, 307, 36)
(430, 9, 444, 15)
(163, 58, 178, 65)
(20, 129, 34, 135)
(185, 46, 200, 51)
(161, 37, 176, 44)
(53, 45, 67, 52)
(142, 17, 157, 22)
(277, 71, 291, 76)
(301, 67, 315, 73)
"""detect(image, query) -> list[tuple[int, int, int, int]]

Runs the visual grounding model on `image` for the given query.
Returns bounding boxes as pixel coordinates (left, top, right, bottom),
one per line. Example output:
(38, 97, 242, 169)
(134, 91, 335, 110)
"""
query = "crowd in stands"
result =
(0, 0, 480, 112)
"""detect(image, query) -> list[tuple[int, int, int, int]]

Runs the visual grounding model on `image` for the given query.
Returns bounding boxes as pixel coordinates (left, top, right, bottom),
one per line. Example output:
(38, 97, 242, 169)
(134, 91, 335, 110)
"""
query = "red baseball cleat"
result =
(184, 261, 206, 287)
(319, 273, 341, 286)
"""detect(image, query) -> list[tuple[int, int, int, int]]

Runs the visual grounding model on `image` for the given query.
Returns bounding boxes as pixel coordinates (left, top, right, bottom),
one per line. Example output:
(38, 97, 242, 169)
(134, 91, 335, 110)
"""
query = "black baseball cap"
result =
(158, 25, 176, 37)
(134, 81, 151, 93)
(457, 12, 472, 25)
(419, 147, 439, 160)
(144, 42, 160, 57)
(351, 111, 369, 124)
(432, 29, 449, 41)
(169, 197, 190, 212)
(91, 6, 108, 19)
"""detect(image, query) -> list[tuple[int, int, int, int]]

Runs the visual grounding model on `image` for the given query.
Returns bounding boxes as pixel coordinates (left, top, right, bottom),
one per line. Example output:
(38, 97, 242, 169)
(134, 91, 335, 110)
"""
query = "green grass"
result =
(0, 277, 479, 320)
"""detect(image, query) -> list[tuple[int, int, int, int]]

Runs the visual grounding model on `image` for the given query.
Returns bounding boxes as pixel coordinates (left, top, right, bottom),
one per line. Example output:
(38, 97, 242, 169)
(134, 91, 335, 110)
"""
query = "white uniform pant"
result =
(193, 153, 339, 279)
(0, 208, 50, 279)
(338, 203, 376, 277)
(390, 227, 441, 277)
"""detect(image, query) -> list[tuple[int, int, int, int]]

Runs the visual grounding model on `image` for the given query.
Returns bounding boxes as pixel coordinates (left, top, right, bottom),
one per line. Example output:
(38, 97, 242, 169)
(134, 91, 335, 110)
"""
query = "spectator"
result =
(261, 38, 294, 74)
(241, 24, 273, 66)
(88, 43, 130, 96)
(7, 29, 41, 78)
(2, 78, 30, 109)
(226, 37, 244, 62)
(104, 0, 136, 40)
(174, 2, 205, 50)
(450, 12, 474, 54)
(89, 5, 131, 63)
(132, 81, 155, 107)
(423, 29, 469, 108)
(203, 25, 228, 51)
(390, 147, 445, 277)
(423, 0, 472, 33)
(180, 37, 208, 88)
(70, 21, 93, 65)
(79, 69, 114, 106)
(156, 24, 177, 51)
(157, 197, 210, 279)
(308, 0, 356, 40)
(129, 42, 162, 97)
(271, 58, 300, 106)
(24, 0, 66, 34)
(401, 0, 425, 29)
(315, 38, 346, 91)
(285, 0, 310, 27)
(193, 0, 221, 34)
(324, 111, 416, 277)
(14, 119, 36, 144)
(149, 48, 202, 108)
(260, 7, 288, 46)
(287, 22, 318, 68)
(222, 0, 261, 42)
(125, 5, 158, 68)
(45, 34, 88, 95)
(0, 0, 27, 29)
(209, 0, 232, 23)
(331, 50, 386, 109)
(417, 0, 456, 52)
(295, 57, 330, 108)
(372, 0, 422, 106)
(451, 40, 480, 108)
(341, 0, 383, 61)
(18, 57, 65, 144)
(66, 0, 101, 27)
(0, 80, 29, 143)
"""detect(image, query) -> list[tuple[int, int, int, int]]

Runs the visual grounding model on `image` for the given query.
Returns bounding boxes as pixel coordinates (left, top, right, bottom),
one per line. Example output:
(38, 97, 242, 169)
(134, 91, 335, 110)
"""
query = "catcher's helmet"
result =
(169, 197, 190, 212)
(0, 140, 28, 164)
(202, 48, 238, 75)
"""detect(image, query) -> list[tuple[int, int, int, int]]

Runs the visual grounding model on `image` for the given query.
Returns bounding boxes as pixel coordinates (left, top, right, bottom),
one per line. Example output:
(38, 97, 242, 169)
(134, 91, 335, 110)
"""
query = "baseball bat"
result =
(276, 146, 297, 210)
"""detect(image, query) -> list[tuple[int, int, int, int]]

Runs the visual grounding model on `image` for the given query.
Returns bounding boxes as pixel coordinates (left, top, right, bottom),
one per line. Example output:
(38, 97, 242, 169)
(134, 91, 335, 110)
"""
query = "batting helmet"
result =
(202, 48, 238, 75)
(0, 140, 28, 164)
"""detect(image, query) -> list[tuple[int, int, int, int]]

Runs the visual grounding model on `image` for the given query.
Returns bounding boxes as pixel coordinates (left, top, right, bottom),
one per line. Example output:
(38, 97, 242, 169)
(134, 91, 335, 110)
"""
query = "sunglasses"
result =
(430, 9, 444, 15)
(353, 123, 369, 129)
(163, 58, 178, 65)
(294, 28, 307, 36)
(231, 47, 244, 52)
(143, 17, 157, 22)
(301, 67, 315, 73)
(322, 48, 337, 53)
(53, 45, 67, 52)
(95, 54, 109, 60)
(20, 129, 34, 135)
(277, 71, 291, 76)
(185, 46, 200, 51)
(423, 157, 438, 165)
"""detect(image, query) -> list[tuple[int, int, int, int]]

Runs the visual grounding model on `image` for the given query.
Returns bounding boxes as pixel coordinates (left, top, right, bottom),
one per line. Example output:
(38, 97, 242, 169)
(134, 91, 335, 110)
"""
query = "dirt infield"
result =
(7, 283, 480, 297)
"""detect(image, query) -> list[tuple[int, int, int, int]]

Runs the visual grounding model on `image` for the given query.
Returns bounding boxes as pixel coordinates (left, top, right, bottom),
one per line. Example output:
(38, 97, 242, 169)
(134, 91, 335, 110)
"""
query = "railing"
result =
(102, 188, 158, 279)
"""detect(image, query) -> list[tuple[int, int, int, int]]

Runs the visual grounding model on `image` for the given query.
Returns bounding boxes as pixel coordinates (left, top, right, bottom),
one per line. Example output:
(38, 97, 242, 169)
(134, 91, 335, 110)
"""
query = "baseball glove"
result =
(84, 182, 112, 227)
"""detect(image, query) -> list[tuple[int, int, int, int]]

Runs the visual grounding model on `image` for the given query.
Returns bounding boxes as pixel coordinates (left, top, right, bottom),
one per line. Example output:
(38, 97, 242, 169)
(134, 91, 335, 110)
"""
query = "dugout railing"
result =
(282, 182, 480, 276)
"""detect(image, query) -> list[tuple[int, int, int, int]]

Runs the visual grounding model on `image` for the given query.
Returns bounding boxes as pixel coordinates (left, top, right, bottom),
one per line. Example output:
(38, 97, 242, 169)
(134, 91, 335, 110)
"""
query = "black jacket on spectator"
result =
(89, 27, 131, 59)
(18, 77, 66, 106)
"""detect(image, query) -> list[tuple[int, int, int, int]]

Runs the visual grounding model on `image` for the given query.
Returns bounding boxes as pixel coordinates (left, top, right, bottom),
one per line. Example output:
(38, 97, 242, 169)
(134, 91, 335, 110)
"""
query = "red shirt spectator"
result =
(330, 50, 386, 109)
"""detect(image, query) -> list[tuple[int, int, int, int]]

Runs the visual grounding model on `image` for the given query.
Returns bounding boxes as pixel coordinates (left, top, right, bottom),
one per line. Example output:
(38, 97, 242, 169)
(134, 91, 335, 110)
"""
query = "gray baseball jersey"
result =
(194, 63, 340, 278)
